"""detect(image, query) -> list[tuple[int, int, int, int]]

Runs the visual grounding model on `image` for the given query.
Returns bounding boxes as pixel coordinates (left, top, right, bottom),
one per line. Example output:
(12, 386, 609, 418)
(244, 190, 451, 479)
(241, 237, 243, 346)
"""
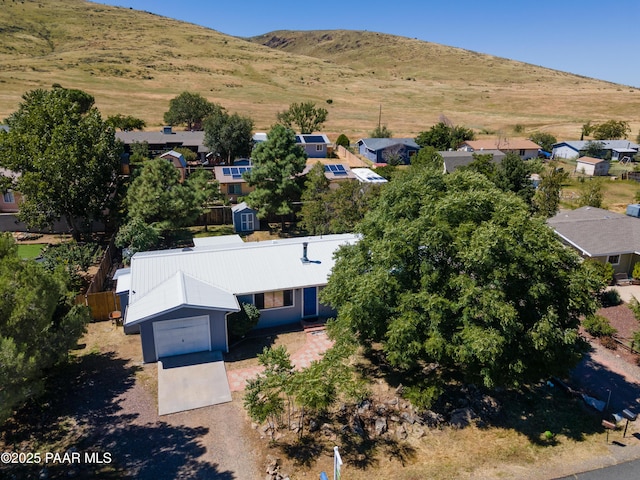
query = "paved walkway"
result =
(226, 328, 334, 391)
(608, 284, 640, 303)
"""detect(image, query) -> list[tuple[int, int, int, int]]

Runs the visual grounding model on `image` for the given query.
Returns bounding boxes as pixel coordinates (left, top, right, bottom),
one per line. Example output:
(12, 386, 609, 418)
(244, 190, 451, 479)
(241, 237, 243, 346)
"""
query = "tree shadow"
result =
(225, 324, 304, 363)
(1, 351, 235, 480)
(279, 435, 324, 468)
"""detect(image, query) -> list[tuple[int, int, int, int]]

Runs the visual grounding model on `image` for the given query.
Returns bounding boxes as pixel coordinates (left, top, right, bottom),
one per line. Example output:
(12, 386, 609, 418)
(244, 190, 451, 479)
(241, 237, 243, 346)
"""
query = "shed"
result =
(575, 156, 609, 176)
(231, 202, 259, 233)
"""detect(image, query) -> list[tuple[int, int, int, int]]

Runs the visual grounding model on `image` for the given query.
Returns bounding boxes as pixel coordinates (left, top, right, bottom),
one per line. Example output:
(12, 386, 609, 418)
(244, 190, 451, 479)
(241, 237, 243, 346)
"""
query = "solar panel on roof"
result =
(232, 174, 242, 179)
(222, 167, 231, 176)
(231, 167, 239, 175)
(335, 164, 346, 172)
(303, 135, 325, 143)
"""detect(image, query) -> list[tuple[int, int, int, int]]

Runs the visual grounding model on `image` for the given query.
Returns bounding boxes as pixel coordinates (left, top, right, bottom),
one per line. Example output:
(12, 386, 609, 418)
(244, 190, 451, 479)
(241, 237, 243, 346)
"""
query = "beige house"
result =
(548, 207, 640, 277)
(213, 166, 255, 203)
(458, 139, 541, 160)
(575, 156, 609, 176)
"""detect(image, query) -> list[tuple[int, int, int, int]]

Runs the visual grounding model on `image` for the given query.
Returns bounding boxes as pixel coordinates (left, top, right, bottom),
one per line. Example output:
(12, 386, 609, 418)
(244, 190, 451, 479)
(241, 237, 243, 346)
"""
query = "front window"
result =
(3, 191, 14, 203)
(254, 290, 294, 310)
(608, 255, 620, 265)
(519, 149, 526, 156)
(316, 145, 324, 152)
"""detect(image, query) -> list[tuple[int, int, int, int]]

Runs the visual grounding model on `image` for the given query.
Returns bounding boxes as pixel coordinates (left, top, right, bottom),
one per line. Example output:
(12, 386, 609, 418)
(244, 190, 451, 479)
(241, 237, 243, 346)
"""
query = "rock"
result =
(449, 407, 478, 429)
(422, 410, 446, 427)
(388, 398, 398, 406)
(357, 400, 371, 414)
(412, 425, 425, 438)
(374, 417, 388, 436)
(401, 412, 415, 424)
(376, 404, 388, 415)
(389, 414, 400, 423)
(309, 419, 319, 432)
(352, 415, 366, 437)
(395, 384, 405, 395)
(395, 424, 408, 440)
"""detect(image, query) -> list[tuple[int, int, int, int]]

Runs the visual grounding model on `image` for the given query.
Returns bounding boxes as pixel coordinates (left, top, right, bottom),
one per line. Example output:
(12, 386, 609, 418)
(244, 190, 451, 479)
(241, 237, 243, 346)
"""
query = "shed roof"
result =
(439, 150, 505, 173)
(576, 156, 605, 165)
(351, 168, 388, 183)
(547, 207, 640, 257)
(461, 139, 540, 151)
(357, 138, 420, 151)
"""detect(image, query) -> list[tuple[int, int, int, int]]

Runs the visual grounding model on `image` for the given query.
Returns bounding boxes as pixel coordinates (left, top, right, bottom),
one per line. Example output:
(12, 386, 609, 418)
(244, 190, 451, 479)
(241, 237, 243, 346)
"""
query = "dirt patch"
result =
(595, 304, 640, 367)
(11, 232, 73, 245)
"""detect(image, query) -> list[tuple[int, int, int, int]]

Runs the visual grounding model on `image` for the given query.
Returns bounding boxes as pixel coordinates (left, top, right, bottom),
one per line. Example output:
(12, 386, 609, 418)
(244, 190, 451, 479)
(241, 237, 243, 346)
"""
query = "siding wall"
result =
(137, 307, 228, 363)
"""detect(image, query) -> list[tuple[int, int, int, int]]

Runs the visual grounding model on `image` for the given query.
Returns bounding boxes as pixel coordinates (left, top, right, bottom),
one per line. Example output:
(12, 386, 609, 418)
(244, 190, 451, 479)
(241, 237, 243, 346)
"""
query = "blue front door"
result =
(303, 287, 317, 317)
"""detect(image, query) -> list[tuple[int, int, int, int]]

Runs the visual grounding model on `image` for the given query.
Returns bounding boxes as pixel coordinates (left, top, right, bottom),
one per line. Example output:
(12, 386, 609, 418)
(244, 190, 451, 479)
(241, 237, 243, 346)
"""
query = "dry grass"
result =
(1, 1, 639, 141)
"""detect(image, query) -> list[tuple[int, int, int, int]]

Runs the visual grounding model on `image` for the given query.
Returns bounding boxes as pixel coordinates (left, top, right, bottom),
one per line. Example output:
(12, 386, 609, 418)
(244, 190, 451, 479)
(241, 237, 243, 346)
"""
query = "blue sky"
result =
(95, 0, 640, 87)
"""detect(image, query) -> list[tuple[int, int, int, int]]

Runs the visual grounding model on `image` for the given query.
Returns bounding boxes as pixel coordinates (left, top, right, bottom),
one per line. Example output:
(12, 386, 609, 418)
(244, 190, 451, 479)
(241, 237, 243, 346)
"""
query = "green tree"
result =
(244, 125, 307, 226)
(494, 152, 535, 205)
(335, 134, 350, 149)
(173, 147, 198, 163)
(0, 233, 89, 423)
(276, 101, 328, 134)
(532, 166, 569, 217)
(186, 168, 220, 231)
(163, 91, 220, 131)
(411, 146, 443, 171)
(529, 132, 557, 153)
(578, 179, 604, 208)
(299, 162, 332, 235)
(39, 242, 97, 292)
(120, 159, 200, 245)
(106, 114, 146, 131)
(321, 168, 601, 404)
(115, 217, 161, 261)
(582, 141, 605, 158)
(461, 153, 498, 180)
(581, 121, 593, 140)
(415, 122, 474, 150)
(0, 87, 121, 240)
(592, 120, 630, 140)
(327, 180, 380, 234)
(370, 125, 393, 138)
(129, 141, 151, 165)
(203, 110, 254, 164)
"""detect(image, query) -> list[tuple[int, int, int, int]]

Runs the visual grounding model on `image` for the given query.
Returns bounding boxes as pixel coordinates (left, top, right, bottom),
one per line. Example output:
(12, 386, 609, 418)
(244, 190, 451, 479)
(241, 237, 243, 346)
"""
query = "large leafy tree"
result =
(493, 152, 535, 205)
(321, 168, 602, 405)
(299, 162, 332, 235)
(244, 125, 307, 223)
(163, 91, 220, 131)
(106, 114, 146, 131)
(276, 102, 328, 134)
(0, 233, 89, 423)
(532, 166, 569, 218)
(117, 159, 200, 254)
(415, 122, 474, 150)
(0, 87, 121, 240)
(592, 120, 630, 140)
(203, 110, 254, 164)
(529, 132, 557, 153)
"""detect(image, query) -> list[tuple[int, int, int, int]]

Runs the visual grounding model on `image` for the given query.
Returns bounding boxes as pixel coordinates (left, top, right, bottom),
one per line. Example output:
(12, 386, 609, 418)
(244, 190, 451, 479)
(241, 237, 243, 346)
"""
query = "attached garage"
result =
(153, 315, 211, 359)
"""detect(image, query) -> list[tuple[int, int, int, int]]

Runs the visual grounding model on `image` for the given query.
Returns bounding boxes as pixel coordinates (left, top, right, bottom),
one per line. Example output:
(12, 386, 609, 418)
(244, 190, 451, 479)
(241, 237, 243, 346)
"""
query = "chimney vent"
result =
(301, 242, 309, 263)
(162, 125, 173, 135)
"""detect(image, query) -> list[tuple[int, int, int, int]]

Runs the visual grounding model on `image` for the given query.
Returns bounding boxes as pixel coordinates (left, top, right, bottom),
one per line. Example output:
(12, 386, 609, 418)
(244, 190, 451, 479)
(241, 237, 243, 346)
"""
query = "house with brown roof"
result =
(575, 156, 610, 176)
(458, 139, 541, 160)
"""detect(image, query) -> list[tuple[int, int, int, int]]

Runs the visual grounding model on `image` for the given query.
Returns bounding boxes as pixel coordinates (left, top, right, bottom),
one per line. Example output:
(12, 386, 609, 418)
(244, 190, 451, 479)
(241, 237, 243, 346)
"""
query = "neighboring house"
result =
(302, 161, 356, 188)
(0, 168, 21, 213)
(159, 150, 187, 182)
(458, 139, 540, 160)
(357, 138, 420, 165)
(296, 134, 332, 158)
(551, 140, 640, 160)
(231, 202, 260, 233)
(350, 168, 388, 184)
(116, 126, 209, 162)
(439, 150, 505, 174)
(122, 234, 359, 362)
(213, 165, 255, 203)
(547, 206, 640, 276)
(575, 156, 610, 176)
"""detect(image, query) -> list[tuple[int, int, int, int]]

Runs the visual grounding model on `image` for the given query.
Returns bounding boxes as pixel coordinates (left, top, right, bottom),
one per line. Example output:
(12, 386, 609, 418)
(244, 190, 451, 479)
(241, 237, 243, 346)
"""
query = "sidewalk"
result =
(226, 328, 334, 392)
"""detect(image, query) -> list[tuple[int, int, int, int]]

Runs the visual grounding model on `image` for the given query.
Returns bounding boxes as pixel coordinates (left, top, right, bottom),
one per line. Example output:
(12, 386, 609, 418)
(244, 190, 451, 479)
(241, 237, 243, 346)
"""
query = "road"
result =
(555, 458, 640, 479)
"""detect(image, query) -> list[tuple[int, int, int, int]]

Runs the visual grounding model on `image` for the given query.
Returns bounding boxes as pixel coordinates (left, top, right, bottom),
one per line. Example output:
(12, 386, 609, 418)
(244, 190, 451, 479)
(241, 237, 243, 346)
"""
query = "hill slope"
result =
(0, 0, 638, 139)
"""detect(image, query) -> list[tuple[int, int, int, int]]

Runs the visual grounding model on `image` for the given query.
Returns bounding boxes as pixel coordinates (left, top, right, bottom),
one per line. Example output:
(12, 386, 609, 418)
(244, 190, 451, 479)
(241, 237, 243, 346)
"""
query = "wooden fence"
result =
(337, 145, 369, 167)
(76, 235, 121, 321)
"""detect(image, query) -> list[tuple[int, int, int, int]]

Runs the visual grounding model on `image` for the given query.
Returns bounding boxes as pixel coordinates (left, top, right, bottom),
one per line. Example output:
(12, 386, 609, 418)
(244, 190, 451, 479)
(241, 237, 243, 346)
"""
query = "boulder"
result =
(374, 417, 388, 436)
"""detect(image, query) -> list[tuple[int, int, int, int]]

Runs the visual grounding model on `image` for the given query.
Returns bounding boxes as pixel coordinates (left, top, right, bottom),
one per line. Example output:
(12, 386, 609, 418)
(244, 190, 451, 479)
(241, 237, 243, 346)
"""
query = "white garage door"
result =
(153, 316, 211, 359)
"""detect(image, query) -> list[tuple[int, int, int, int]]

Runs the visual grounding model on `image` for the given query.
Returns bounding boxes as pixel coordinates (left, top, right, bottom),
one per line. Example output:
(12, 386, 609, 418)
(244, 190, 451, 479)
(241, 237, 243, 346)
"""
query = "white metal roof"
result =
(192, 235, 244, 248)
(125, 271, 239, 326)
(125, 234, 358, 324)
(351, 168, 388, 183)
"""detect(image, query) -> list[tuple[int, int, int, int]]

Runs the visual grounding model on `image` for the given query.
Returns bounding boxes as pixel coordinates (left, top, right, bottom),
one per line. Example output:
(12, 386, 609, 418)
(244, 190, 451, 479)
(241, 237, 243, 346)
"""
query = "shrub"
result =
(600, 336, 618, 350)
(228, 302, 260, 339)
(335, 133, 350, 149)
(633, 262, 640, 280)
(583, 315, 617, 338)
(600, 289, 622, 307)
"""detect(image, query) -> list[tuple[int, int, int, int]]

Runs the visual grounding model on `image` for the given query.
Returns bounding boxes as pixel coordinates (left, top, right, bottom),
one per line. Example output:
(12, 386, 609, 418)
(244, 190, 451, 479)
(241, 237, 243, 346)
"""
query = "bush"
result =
(600, 336, 618, 350)
(228, 302, 260, 339)
(633, 262, 640, 280)
(335, 133, 350, 149)
(583, 315, 617, 338)
(600, 289, 622, 307)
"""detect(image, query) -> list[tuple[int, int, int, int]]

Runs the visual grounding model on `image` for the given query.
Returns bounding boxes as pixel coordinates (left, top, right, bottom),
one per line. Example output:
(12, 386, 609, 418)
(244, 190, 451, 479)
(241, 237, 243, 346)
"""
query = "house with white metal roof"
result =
(123, 234, 358, 362)
(551, 140, 639, 160)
